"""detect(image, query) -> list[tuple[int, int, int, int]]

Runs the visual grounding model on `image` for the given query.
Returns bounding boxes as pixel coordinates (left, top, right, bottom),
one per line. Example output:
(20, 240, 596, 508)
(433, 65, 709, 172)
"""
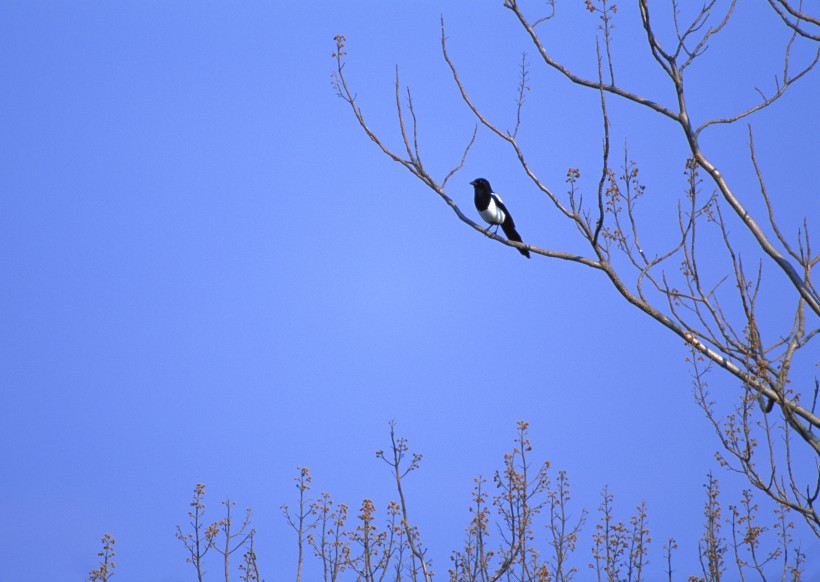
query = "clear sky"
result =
(1, 1, 818, 580)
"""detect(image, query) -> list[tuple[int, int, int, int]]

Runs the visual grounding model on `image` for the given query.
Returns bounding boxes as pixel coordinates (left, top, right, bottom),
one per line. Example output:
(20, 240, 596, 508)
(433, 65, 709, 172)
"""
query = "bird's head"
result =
(470, 177, 491, 192)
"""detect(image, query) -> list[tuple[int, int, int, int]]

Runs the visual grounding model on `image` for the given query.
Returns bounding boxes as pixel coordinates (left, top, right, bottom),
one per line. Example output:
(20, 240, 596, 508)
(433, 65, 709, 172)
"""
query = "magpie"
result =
(470, 178, 530, 258)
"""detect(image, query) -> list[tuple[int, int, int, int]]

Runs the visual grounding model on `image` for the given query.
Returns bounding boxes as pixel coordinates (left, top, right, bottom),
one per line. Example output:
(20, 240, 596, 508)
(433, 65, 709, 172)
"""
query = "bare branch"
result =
(507, 1, 681, 121)
(696, 44, 820, 135)
(592, 39, 610, 248)
(441, 125, 477, 189)
(766, 0, 820, 41)
(748, 125, 802, 263)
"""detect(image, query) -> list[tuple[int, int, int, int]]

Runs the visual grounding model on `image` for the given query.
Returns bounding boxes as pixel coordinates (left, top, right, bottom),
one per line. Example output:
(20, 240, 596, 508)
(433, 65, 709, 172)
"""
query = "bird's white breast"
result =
(479, 195, 505, 225)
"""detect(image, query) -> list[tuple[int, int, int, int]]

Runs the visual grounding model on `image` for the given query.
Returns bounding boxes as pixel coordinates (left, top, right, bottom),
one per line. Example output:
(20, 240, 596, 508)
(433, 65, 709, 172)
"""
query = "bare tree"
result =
(591, 487, 650, 582)
(282, 467, 320, 582)
(238, 530, 262, 582)
(695, 472, 727, 582)
(86, 533, 116, 582)
(376, 421, 433, 582)
(662, 537, 678, 582)
(546, 470, 587, 581)
(309, 492, 350, 582)
(212, 498, 254, 582)
(177, 483, 219, 582)
(448, 421, 584, 582)
(346, 498, 390, 582)
(449, 477, 493, 581)
(160, 422, 805, 580)
(493, 420, 552, 580)
(332, 0, 820, 534)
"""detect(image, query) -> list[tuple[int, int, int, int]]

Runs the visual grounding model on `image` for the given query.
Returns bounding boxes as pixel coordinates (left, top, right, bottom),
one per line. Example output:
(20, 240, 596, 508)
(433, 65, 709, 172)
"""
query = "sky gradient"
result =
(2, 1, 818, 580)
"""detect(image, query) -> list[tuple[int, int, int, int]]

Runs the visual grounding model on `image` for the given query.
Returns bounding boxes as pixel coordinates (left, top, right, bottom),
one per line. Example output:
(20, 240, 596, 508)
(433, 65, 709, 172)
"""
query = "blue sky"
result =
(1, 1, 818, 580)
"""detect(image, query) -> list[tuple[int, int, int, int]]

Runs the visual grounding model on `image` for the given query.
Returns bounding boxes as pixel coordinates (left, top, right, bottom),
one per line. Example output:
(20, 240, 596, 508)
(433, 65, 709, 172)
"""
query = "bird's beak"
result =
(469, 180, 476, 185)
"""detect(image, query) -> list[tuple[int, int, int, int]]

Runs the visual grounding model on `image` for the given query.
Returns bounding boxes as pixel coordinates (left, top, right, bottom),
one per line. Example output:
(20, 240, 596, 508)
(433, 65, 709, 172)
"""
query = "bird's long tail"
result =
(501, 221, 530, 258)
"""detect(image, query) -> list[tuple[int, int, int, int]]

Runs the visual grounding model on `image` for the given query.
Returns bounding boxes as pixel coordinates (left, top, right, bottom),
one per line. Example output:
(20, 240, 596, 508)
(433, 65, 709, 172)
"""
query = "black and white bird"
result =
(470, 178, 530, 258)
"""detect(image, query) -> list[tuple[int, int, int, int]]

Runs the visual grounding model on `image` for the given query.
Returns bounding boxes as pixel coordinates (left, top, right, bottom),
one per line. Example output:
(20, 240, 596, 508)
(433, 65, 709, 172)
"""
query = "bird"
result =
(470, 178, 530, 258)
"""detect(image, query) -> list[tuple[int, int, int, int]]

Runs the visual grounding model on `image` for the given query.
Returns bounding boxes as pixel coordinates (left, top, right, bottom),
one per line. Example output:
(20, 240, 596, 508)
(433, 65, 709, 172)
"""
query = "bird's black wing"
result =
(492, 193, 530, 258)
(491, 193, 516, 228)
